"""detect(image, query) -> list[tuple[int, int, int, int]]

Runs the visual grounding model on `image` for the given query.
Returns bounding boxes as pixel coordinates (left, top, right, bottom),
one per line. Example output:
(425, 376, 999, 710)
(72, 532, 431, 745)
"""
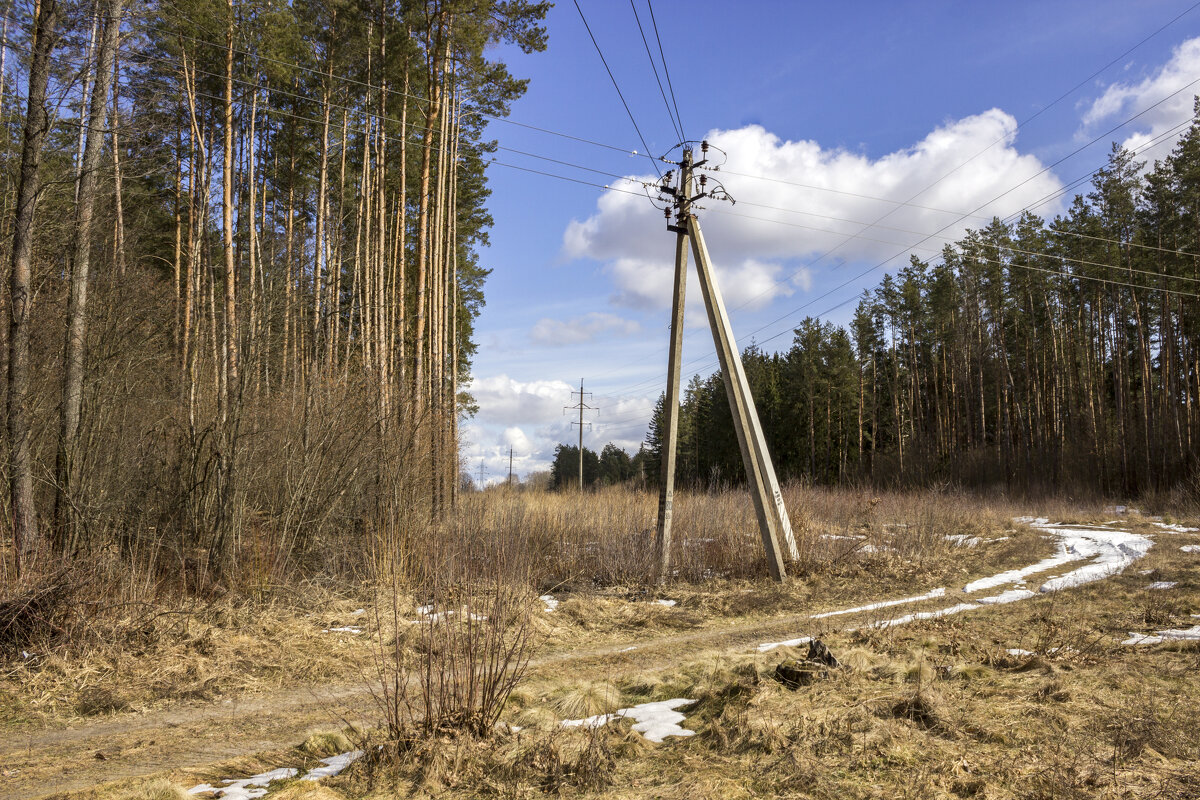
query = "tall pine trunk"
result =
(8, 0, 61, 574)
(53, 0, 122, 553)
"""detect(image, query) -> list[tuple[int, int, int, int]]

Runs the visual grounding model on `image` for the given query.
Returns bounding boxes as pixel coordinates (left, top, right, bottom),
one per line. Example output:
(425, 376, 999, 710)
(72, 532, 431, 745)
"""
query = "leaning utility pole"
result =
(565, 379, 597, 490)
(653, 143, 799, 582)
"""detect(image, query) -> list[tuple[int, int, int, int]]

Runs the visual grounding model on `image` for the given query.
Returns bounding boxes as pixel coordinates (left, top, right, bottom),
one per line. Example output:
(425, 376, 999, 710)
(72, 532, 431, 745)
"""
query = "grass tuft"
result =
(300, 730, 354, 757)
(121, 778, 189, 800)
(550, 681, 622, 719)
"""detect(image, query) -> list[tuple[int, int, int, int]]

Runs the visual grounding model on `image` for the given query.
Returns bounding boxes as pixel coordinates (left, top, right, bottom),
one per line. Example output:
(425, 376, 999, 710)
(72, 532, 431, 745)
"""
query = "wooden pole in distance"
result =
(688, 216, 790, 581)
(653, 151, 692, 581)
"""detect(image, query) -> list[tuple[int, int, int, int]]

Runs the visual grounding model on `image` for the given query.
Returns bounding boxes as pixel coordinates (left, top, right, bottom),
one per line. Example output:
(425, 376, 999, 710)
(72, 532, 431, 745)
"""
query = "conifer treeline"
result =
(647, 128, 1200, 498)
(2, 0, 549, 581)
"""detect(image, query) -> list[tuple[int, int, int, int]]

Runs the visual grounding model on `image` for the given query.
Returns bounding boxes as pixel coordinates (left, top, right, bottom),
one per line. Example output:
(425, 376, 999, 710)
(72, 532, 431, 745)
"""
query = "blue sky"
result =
(462, 0, 1200, 484)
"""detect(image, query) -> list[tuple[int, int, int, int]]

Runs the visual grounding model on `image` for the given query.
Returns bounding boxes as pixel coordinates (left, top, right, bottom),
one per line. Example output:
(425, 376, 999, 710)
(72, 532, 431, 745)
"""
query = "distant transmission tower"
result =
(565, 378, 599, 490)
(477, 459, 488, 490)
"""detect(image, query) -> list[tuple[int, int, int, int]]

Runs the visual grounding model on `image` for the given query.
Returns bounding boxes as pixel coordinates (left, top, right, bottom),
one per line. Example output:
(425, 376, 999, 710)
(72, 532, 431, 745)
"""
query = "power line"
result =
(646, 0, 685, 142)
(790, 0, 1200, 274)
(590, 110, 1200, 403)
(572, 0, 662, 179)
(69, 13, 656, 161)
(49, 24, 1200, 273)
(629, 0, 681, 142)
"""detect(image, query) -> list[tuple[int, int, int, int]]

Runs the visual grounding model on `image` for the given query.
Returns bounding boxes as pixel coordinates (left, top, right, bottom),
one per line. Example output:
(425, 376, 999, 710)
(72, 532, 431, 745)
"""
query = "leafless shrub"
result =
(370, 530, 537, 749)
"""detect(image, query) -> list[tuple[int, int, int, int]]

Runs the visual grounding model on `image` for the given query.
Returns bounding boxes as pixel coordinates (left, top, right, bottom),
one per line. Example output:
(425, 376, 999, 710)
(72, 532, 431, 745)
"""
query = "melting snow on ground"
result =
(965, 518, 1152, 594)
(188, 768, 299, 799)
(189, 752, 364, 798)
(757, 635, 812, 653)
(1006, 648, 1034, 656)
(301, 750, 364, 780)
(539, 595, 559, 612)
(321, 626, 363, 634)
(1182, 545, 1200, 553)
(1123, 626, 1200, 645)
(562, 699, 697, 743)
(1152, 522, 1199, 533)
(654, 599, 677, 607)
(1147, 581, 1177, 590)
(978, 588, 1037, 604)
(871, 602, 980, 629)
(757, 516, 1156, 650)
(810, 588, 947, 620)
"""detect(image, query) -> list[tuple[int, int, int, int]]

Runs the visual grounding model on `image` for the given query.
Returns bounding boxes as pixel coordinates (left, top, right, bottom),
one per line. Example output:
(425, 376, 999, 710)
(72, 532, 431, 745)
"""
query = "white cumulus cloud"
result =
(529, 312, 641, 346)
(1082, 36, 1200, 164)
(466, 375, 574, 425)
(563, 111, 1064, 311)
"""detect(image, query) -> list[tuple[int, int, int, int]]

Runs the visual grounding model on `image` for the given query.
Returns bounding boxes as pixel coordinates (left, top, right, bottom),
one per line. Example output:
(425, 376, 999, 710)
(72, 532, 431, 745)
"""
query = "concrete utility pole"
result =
(565, 379, 597, 490)
(653, 143, 799, 582)
(653, 150, 692, 581)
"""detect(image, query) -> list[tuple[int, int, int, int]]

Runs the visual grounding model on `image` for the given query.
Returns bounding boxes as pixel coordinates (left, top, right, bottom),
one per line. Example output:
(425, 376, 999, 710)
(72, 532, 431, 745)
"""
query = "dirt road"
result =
(0, 611, 838, 800)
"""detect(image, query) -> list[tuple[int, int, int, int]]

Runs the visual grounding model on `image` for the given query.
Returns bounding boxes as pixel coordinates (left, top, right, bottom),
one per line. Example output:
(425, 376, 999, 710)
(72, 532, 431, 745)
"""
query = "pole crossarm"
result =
(653, 142, 797, 583)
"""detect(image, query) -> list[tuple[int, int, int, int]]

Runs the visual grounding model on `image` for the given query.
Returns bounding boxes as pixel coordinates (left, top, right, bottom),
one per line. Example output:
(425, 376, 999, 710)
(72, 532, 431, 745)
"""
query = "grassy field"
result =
(3, 486, 1198, 799)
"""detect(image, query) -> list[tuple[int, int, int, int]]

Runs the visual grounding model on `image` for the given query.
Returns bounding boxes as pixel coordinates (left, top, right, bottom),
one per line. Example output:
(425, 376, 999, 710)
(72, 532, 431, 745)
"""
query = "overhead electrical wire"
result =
(25, 7, 1200, 417)
(646, 0, 685, 142)
(790, 0, 1200, 274)
(46, 12, 657, 162)
(572, 0, 662, 178)
(629, 0, 682, 143)
(592, 102, 1200, 401)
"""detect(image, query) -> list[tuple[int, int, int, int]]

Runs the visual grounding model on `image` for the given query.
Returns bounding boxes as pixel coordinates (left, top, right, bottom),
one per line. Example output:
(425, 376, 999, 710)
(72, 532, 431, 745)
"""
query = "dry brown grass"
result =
(0, 583, 377, 723)
(9, 486, 1200, 800)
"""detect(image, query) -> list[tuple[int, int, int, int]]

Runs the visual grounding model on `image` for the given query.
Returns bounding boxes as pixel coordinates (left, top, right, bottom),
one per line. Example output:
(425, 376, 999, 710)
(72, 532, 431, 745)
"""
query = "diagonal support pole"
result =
(688, 216, 796, 580)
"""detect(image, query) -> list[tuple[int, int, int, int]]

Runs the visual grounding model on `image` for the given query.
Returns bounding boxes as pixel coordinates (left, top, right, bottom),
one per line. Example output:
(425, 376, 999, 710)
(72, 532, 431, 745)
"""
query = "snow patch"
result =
(539, 595, 559, 613)
(1147, 581, 1177, 590)
(1006, 648, 1034, 656)
(810, 588, 946, 619)
(757, 635, 812, 653)
(1152, 522, 1199, 533)
(1122, 625, 1200, 645)
(978, 588, 1037, 604)
(189, 751, 364, 797)
(654, 599, 677, 607)
(1181, 545, 1200, 553)
(965, 518, 1152, 594)
(872, 602, 980, 629)
(301, 750, 364, 781)
(945, 534, 981, 548)
(188, 768, 298, 799)
(322, 626, 363, 634)
(562, 698, 697, 742)
(757, 517, 1152, 652)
